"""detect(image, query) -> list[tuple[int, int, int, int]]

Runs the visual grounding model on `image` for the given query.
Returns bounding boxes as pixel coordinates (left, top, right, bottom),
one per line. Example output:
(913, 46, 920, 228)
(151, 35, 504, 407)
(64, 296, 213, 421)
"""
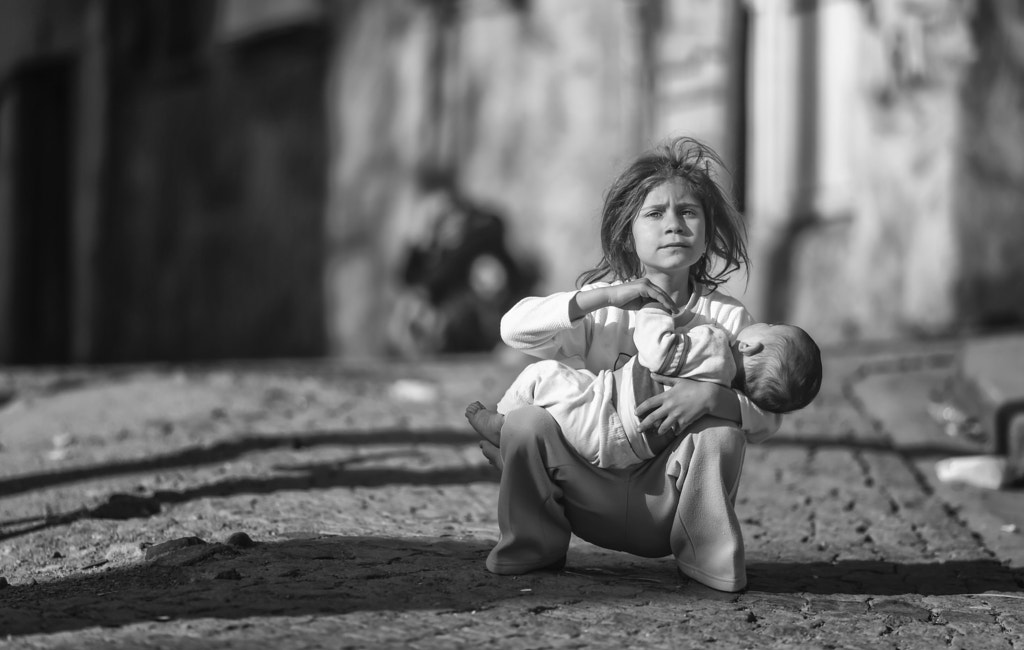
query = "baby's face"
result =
(736, 322, 781, 349)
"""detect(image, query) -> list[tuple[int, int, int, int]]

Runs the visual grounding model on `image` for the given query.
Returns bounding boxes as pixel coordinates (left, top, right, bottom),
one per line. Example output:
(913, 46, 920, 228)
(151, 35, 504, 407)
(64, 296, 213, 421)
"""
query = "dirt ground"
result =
(1, 344, 1023, 649)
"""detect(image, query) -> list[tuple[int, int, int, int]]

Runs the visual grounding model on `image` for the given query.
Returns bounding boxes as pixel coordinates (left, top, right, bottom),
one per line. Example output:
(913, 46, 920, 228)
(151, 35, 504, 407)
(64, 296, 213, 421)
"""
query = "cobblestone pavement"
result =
(0, 341, 1022, 649)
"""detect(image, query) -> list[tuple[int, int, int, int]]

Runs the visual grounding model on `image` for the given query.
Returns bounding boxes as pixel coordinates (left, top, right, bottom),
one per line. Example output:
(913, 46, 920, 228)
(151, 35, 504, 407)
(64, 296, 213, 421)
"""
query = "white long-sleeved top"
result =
(635, 309, 735, 383)
(500, 281, 781, 443)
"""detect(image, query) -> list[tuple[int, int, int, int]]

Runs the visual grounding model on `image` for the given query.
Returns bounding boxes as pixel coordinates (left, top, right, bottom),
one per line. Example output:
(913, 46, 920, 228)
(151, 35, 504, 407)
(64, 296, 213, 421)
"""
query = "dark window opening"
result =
(9, 57, 75, 364)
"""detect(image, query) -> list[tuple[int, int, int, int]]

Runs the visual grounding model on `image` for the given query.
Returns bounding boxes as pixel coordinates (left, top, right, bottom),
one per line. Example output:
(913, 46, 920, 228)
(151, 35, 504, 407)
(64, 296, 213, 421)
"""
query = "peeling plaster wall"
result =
(451, 0, 642, 295)
(771, 0, 1024, 345)
(323, 0, 655, 357)
(5, 0, 1023, 362)
(957, 0, 1024, 330)
(322, 0, 439, 358)
(847, 0, 972, 340)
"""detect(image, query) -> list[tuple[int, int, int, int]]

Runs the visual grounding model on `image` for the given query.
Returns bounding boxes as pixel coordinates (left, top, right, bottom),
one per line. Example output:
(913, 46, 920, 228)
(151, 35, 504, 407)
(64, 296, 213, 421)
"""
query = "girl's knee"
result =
(532, 359, 565, 374)
(515, 359, 562, 392)
(501, 406, 560, 447)
(695, 427, 745, 456)
(518, 359, 563, 384)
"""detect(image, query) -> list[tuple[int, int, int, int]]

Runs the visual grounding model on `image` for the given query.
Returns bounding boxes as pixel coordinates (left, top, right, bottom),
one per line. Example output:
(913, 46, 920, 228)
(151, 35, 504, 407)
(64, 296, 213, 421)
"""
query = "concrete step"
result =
(940, 333, 1024, 475)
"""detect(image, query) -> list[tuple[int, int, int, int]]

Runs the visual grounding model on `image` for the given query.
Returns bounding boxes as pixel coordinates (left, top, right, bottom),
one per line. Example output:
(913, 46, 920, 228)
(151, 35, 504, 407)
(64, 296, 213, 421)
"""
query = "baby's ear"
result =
(737, 341, 763, 356)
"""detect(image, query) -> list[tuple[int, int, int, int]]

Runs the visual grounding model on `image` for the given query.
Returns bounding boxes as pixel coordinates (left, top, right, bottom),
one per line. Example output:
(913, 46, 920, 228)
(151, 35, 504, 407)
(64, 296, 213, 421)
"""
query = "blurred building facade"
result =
(0, 0, 329, 363)
(743, 0, 1024, 345)
(0, 0, 1022, 363)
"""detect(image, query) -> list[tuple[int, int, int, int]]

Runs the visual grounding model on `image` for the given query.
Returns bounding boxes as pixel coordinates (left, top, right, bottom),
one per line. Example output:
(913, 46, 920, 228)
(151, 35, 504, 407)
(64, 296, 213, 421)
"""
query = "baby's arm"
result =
(716, 305, 784, 442)
(643, 300, 782, 442)
(634, 307, 734, 383)
(633, 305, 688, 374)
(736, 394, 782, 443)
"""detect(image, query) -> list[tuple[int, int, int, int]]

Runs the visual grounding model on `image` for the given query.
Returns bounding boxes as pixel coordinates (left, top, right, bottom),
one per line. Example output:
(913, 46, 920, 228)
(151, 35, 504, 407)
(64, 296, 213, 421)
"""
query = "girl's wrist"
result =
(568, 290, 592, 321)
(569, 286, 610, 320)
(568, 293, 583, 321)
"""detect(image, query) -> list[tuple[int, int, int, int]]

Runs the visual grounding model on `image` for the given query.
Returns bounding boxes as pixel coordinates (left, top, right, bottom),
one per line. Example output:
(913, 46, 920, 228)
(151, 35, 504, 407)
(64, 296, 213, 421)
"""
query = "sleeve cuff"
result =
(736, 390, 782, 443)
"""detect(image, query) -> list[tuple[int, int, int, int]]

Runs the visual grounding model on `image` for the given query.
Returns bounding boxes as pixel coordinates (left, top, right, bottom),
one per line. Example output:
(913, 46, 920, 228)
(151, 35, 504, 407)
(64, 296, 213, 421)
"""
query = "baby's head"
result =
(733, 323, 822, 414)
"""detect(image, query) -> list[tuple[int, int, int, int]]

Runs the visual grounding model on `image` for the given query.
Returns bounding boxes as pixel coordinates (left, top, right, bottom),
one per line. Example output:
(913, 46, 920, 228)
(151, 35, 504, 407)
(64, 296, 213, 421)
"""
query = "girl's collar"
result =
(681, 286, 701, 312)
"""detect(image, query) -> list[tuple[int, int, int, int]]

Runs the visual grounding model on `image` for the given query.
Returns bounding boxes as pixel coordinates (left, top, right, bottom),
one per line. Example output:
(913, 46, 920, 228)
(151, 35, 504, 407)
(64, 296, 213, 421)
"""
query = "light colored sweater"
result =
(500, 281, 781, 443)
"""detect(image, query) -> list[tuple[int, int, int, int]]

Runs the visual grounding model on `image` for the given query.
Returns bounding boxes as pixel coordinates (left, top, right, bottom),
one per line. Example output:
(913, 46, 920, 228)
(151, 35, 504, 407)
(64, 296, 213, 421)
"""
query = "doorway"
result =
(6, 58, 75, 364)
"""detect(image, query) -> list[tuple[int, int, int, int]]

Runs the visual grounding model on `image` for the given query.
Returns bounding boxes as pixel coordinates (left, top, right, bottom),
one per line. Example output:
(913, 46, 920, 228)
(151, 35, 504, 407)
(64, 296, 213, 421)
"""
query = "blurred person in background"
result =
(388, 168, 535, 356)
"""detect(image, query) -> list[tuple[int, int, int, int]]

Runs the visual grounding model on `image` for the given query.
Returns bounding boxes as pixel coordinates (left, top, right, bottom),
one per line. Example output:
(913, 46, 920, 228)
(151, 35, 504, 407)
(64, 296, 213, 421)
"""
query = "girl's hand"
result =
(570, 279, 676, 320)
(602, 279, 676, 312)
(636, 375, 719, 436)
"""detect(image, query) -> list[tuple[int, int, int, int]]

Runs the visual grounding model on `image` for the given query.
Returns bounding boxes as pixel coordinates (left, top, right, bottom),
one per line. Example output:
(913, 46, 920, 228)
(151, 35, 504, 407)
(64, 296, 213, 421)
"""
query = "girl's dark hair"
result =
(577, 137, 749, 291)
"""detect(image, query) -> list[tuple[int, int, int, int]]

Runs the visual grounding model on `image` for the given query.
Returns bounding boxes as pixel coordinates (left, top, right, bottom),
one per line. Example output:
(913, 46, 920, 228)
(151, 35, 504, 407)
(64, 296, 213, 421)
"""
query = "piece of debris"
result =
(926, 399, 986, 442)
(215, 569, 242, 580)
(1000, 524, 1018, 534)
(388, 379, 440, 403)
(145, 536, 208, 561)
(0, 577, 8, 589)
(90, 494, 161, 520)
(225, 532, 255, 548)
(105, 543, 144, 563)
(52, 432, 75, 449)
(935, 456, 1010, 490)
(46, 448, 70, 462)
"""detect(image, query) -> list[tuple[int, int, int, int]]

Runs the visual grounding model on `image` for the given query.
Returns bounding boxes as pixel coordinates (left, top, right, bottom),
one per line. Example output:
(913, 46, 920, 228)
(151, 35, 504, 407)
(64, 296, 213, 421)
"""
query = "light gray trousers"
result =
(486, 406, 748, 592)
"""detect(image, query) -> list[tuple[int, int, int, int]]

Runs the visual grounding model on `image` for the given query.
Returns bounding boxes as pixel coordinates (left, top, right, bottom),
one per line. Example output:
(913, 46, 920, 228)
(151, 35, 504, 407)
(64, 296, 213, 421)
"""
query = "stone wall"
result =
(957, 0, 1024, 330)
(3, 0, 1022, 363)
(0, 0, 742, 361)
(322, 0, 655, 357)
(322, 0, 743, 357)
(752, 0, 1024, 346)
(848, 0, 973, 339)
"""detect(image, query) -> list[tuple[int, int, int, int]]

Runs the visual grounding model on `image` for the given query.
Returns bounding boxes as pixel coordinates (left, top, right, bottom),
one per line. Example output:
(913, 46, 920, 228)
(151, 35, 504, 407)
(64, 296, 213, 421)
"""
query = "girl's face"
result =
(630, 178, 707, 278)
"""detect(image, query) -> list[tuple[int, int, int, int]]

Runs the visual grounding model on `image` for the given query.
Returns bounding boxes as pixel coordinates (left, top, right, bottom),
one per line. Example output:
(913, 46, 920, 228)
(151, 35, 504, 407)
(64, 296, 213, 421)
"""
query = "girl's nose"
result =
(664, 216, 688, 234)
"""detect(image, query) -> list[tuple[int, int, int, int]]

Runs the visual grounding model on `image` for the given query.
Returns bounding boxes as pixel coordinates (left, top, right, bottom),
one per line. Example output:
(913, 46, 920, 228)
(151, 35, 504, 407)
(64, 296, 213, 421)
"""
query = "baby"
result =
(467, 303, 822, 469)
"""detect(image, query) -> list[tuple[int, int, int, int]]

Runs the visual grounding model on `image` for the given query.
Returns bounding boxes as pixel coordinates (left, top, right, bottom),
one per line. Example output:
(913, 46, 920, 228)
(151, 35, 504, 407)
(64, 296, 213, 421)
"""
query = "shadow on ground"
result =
(1, 535, 1020, 637)
(0, 427, 482, 498)
(0, 451, 498, 542)
(762, 434, 982, 459)
(748, 559, 1023, 596)
(2, 426, 978, 511)
(2, 428, 987, 504)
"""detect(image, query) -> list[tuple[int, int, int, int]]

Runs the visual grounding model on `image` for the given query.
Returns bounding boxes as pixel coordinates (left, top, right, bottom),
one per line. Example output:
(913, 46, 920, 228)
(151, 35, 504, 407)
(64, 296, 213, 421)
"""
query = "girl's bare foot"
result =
(465, 401, 504, 446)
(479, 440, 503, 473)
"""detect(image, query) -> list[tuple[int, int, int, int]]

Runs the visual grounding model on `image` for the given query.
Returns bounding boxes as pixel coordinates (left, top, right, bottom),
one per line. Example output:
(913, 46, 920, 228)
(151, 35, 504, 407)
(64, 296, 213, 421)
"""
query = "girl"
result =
(468, 137, 780, 592)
